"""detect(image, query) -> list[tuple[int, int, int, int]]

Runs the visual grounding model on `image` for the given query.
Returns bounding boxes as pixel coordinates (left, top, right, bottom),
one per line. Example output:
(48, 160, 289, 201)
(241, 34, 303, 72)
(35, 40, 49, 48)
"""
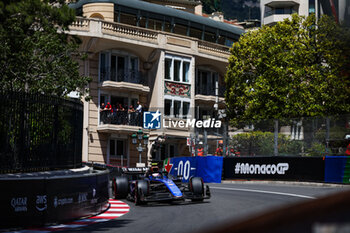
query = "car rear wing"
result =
(122, 167, 149, 174)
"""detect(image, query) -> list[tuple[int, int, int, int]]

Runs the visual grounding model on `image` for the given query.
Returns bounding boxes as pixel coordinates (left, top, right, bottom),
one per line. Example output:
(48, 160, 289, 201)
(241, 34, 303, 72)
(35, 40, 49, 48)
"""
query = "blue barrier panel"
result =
(324, 156, 348, 183)
(169, 157, 197, 182)
(196, 156, 223, 183)
(167, 156, 223, 183)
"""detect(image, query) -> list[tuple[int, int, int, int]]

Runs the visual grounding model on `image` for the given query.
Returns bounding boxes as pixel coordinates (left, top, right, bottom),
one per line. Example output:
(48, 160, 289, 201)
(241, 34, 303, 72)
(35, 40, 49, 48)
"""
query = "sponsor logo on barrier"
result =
(53, 196, 74, 208)
(174, 160, 196, 181)
(11, 197, 27, 212)
(91, 188, 98, 204)
(78, 192, 88, 203)
(234, 163, 289, 175)
(36, 195, 47, 212)
(164, 159, 173, 173)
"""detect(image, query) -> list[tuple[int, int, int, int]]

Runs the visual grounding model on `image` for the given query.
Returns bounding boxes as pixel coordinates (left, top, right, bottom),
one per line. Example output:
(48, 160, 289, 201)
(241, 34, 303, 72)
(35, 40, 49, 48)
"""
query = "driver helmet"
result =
(150, 166, 161, 177)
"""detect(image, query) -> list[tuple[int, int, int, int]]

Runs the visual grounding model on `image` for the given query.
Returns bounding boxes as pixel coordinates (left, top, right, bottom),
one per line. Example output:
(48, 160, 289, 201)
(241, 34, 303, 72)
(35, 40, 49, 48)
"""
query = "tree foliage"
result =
(201, 0, 221, 14)
(225, 14, 350, 125)
(0, 0, 90, 97)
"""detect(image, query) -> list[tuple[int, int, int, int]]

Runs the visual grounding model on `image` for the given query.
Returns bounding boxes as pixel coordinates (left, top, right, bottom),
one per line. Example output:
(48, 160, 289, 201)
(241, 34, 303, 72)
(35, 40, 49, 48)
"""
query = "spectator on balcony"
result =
(136, 101, 142, 113)
(135, 101, 143, 126)
(105, 102, 112, 112)
(100, 102, 105, 112)
(112, 105, 118, 122)
(112, 104, 118, 113)
(128, 105, 135, 113)
(118, 103, 125, 111)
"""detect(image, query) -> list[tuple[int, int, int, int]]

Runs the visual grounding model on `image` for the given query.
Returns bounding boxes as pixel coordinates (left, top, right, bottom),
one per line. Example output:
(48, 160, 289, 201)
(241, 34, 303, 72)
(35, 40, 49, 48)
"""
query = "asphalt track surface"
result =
(60, 182, 348, 233)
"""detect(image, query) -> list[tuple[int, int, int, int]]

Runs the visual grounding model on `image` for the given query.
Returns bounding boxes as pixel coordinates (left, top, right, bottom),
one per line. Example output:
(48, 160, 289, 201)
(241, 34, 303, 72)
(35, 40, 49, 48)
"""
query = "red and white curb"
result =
(7, 199, 130, 233)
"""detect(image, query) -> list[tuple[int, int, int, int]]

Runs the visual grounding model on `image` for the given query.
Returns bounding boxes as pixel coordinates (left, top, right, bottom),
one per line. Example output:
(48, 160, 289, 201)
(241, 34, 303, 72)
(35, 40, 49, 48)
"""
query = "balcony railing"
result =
(100, 69, 148, 85)
(100, 110, 142, 127)
(265, 9, 298, 17)
(198, 40, 231, 55)
(102, 21, 158, 42)
(70, 17, 231, 58)
(195, 86, 225, 97)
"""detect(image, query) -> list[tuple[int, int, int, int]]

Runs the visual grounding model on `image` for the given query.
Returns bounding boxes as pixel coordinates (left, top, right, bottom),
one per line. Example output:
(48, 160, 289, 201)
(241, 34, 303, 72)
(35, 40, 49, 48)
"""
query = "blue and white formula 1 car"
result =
(112, 164, 210, 205)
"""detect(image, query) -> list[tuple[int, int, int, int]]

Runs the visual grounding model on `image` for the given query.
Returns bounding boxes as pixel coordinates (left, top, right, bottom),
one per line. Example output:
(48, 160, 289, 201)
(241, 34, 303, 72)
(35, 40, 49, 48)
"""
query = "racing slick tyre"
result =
(135, 180, 149, 205)
(189, 177, 204, 202)
(113, 176, 129, 199)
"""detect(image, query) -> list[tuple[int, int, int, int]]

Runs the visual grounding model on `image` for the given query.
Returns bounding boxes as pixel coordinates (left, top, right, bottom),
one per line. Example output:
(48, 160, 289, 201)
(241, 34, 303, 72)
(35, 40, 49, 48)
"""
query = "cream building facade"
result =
(68, 0, 244, 166)
(261, 0, 350, 26)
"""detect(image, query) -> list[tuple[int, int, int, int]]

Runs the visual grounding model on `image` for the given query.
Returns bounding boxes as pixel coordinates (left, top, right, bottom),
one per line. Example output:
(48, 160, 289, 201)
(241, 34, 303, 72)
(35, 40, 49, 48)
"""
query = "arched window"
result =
(90, 13, 104, 20)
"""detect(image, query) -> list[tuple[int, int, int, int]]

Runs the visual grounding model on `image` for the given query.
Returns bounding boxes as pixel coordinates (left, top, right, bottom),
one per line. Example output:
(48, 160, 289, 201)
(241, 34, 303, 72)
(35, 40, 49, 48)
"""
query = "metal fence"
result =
(0, 92, 83, 173)
(227, 114, 350, 157)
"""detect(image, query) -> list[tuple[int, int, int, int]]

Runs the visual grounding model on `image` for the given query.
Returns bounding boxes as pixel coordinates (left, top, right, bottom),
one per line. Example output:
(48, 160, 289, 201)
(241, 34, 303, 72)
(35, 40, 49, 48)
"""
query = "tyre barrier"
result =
(0, 169, 109, 228)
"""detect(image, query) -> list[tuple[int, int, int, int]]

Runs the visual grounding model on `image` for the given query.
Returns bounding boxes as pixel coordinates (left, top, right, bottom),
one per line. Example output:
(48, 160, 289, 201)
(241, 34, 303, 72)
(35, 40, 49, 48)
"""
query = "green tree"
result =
(0, 0, 90, 97)
(225, 14, 350, 125)
(201, 0, 221, 14)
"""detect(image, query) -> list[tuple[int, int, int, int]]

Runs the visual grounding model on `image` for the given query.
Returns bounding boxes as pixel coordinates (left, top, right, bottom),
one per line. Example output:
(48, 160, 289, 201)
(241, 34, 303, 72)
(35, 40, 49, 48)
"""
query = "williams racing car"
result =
(112, 164, 210, 205)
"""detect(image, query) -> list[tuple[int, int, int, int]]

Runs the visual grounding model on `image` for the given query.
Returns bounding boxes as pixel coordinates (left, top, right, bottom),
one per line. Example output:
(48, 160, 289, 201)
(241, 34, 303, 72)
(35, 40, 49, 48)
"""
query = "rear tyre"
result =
(113, 177, 128, 199)
(189, 177, 204, 202)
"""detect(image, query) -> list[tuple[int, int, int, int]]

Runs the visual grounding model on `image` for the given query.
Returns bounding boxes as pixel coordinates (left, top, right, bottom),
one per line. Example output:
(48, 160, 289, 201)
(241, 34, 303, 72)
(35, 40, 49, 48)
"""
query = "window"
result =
(174, 60, 181, 82)
(174, 24, 188, 36)
(165, 58, 172, 80)
(174, 100, 181, 117)
(164, 55, 191, 83)
(164, 99, 190, 119)
(225, 38, 234, 47)
(120, 13, 137, 26)
(190, 27, 202, 40)
(100, 53, 109, 82)
(99, 51, 139, 83)
(196, 69, 220, 96)
(183, 102, 190, 119)
(139, 17, 147, 28)
(204, 32, 216, 43)
(130, 57, 138, 71)
(309, 0, 315, 14)
(182, 62, 190, 82)
(165, 99, 172, 116)
(148, 19, 162, 30)
(110, 139, 126, 157)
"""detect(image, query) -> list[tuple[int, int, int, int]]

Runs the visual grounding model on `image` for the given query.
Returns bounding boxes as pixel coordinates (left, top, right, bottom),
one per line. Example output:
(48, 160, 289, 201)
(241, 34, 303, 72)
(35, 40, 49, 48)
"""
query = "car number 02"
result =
(177, 160, 191, 180)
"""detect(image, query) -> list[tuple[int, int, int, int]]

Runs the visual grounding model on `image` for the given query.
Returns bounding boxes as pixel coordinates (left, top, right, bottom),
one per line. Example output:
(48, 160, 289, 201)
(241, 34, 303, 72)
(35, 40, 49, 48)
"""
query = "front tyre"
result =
(135, 180, 149, 205)
(189, 177, 204, 202)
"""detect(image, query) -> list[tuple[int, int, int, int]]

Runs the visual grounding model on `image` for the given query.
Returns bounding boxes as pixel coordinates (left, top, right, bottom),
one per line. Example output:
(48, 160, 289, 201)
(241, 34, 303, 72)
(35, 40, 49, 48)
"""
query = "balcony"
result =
(264, 14, 293, 25)
(99, 69, 150, 93)
(97, 110, 142, 134)
(264, 0, 300, 8)
(195, 86, 225, 103)
(69, 17, 231, 60)
(263, 7, 297, 25)
(265, 8, 298, 17)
